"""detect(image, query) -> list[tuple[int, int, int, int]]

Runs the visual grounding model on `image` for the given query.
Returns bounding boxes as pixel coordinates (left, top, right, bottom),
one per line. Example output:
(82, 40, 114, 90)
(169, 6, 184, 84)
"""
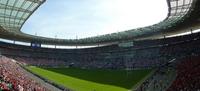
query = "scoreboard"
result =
(31, 42, 41, 48)
(118, 41, 133, 47)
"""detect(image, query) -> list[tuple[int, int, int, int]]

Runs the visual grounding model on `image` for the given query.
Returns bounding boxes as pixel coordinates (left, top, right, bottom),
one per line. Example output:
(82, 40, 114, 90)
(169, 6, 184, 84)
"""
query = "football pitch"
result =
(27, 66, 152, 91)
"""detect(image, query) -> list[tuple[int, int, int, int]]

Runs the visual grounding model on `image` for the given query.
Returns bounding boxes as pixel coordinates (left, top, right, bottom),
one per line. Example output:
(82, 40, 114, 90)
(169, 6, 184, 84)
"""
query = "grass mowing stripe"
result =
(27, 66, 152, 91)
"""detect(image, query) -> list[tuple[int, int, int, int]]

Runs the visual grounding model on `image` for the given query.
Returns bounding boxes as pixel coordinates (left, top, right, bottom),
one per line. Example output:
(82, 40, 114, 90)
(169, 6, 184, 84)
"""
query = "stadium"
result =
(0, 0, 200, 91)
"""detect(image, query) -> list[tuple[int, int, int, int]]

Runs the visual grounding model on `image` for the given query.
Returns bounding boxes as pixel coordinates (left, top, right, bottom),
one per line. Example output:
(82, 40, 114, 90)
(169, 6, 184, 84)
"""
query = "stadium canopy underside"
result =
(0, 0, 200, 46)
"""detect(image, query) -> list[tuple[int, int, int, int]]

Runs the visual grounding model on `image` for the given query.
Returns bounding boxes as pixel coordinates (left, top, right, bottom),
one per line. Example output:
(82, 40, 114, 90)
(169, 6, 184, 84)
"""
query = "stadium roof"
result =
(0, 0, 200, 46)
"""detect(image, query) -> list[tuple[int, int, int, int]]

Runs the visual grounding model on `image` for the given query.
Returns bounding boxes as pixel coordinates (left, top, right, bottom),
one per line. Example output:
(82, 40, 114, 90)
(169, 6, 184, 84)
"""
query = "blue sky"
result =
(21, 0, 168, 39)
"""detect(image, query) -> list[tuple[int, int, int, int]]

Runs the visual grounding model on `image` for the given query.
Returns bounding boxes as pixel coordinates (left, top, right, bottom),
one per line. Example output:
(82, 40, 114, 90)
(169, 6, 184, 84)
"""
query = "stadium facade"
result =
(0, 0, 199, 46)
(0, 0, 200, 91)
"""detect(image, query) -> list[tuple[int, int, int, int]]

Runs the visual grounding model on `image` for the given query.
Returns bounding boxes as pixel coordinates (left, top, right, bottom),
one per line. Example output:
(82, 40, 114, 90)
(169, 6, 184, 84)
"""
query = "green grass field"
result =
(27, 66, 152, 91)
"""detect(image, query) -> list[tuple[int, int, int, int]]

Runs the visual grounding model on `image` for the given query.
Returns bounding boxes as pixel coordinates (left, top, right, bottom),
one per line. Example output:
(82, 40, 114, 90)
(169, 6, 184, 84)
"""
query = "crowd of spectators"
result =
(4, 31, 200, 70)
(12, 55, 164, 70)
(167, 56, 200, 91)
(0, 56, 48, 91)
(0, 29, 200, 91)
(135, 59, 176, 91)
(0, 31, 199, 70)
(0, 78, 13, 91)
(134, 51, 199, 91)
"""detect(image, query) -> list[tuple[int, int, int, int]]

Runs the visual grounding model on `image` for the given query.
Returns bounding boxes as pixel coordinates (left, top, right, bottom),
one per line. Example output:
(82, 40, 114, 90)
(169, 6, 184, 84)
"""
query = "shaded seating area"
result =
(167, 56, 200, 91)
